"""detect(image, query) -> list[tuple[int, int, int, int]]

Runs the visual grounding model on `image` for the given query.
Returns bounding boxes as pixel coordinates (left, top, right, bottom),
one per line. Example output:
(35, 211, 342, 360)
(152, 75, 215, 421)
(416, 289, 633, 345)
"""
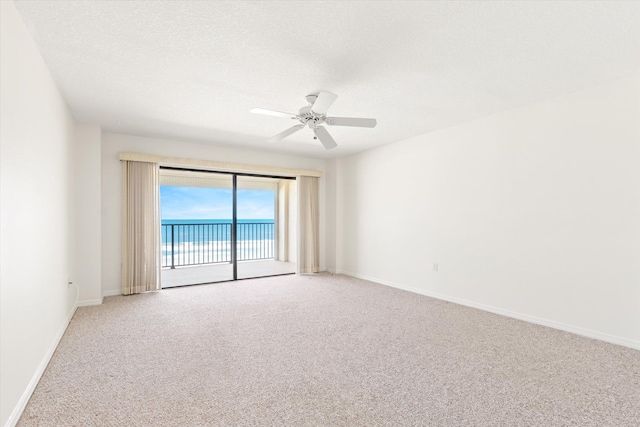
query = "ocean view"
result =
(161, 219, 275, 267)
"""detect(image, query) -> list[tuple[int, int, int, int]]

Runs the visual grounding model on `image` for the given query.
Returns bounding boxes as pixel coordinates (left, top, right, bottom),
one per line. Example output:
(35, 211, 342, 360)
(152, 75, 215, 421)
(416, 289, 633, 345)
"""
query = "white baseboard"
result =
(4, 303, 78, 427)
(338, 270, 640, 351)
(102, 289, 121, 297)
(77, 297, 103, 307)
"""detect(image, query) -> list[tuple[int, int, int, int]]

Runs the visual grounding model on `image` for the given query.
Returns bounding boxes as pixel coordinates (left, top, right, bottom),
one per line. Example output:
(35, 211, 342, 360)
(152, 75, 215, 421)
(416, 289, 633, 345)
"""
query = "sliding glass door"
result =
(160, 171, 234, 287)
(159, 168, 296, 287)
(236, 176, 296, 279)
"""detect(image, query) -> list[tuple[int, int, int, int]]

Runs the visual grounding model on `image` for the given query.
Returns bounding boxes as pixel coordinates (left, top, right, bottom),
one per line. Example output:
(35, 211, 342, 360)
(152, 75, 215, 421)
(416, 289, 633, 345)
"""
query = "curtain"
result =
(297, 176, 319, 273)
(121, 161, 161, 295)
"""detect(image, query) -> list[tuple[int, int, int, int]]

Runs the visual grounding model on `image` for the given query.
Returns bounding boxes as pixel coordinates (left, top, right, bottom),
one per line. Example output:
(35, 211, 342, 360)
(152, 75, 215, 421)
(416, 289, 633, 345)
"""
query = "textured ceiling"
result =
(13, 1, 640, 159)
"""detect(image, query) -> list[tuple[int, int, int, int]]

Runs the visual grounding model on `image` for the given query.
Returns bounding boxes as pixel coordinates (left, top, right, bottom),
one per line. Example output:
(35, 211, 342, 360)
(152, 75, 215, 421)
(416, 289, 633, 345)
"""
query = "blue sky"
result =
(160, 186, 275, 220)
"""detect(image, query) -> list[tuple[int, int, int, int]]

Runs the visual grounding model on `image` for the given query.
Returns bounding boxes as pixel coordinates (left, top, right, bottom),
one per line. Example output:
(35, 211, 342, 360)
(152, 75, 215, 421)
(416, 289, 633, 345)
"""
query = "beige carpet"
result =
(18, 273, 640, 426)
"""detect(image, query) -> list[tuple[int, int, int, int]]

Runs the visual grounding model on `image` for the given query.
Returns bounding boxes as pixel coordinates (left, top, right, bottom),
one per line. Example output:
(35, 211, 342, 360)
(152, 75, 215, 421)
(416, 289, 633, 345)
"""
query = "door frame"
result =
(160, 166, 296, 285)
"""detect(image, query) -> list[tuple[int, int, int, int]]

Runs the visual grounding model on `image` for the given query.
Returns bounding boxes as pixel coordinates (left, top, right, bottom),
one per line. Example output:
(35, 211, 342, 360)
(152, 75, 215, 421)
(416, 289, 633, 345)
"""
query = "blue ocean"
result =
(161, 219, 275, 267)
(162, 219, 273, 239)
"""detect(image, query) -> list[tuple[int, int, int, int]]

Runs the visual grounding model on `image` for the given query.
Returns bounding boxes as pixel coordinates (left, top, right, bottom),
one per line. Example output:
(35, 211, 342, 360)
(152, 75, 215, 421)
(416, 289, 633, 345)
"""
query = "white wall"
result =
(73, 125, 102, 305)
(335, 75, 640, 349)
(0, 3, 78, 426)
(101, 132, 326, 295)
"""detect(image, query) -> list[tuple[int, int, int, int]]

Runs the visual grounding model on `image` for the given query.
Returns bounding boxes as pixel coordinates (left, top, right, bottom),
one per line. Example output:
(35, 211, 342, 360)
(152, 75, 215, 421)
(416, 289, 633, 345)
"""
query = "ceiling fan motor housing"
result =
(298, 105, 324, 128)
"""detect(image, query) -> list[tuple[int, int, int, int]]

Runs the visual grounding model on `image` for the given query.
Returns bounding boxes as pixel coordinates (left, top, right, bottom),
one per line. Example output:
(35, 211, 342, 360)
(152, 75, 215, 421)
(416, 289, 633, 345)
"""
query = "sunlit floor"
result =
(161, 260, 296, 288)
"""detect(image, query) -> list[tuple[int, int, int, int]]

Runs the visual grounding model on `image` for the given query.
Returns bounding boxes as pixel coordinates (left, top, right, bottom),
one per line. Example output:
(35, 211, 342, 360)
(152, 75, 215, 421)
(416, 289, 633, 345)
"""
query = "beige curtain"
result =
(297, 176, 319, 273)
(121, 161, 161, 295)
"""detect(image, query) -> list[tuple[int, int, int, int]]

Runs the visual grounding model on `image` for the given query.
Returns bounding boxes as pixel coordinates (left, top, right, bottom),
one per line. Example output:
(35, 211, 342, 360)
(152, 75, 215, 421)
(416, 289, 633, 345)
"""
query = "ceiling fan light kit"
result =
(250, 91, 377, 150)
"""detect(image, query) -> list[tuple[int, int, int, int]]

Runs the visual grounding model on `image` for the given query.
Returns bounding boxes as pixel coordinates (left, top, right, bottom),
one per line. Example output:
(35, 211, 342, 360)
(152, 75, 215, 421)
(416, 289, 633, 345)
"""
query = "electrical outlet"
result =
(433, 263, 438, 272)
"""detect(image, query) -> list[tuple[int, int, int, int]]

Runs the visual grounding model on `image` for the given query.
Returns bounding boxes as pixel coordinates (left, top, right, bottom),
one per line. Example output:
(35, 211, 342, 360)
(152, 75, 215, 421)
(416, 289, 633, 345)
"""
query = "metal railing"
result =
(161, 222, 275, 269)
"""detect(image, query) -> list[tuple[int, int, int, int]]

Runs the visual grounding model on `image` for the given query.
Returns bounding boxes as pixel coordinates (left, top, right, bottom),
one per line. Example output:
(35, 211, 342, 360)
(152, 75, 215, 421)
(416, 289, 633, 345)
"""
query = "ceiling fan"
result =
(250, 91, 377, 150)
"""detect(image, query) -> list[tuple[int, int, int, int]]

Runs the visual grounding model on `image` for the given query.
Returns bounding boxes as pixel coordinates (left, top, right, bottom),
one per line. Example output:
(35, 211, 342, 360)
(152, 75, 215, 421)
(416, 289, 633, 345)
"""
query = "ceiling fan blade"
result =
(313, 126, 337, 150)
(326, 117, 377, 128)
(267, 124, 304, 142)
(310, 91, 338, 115)
(250, 108, 297, 119)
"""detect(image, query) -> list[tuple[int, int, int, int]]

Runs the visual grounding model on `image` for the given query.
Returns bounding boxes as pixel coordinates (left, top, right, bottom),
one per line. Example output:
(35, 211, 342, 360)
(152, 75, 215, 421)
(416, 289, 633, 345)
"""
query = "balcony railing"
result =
(161, 222, 275, 269)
